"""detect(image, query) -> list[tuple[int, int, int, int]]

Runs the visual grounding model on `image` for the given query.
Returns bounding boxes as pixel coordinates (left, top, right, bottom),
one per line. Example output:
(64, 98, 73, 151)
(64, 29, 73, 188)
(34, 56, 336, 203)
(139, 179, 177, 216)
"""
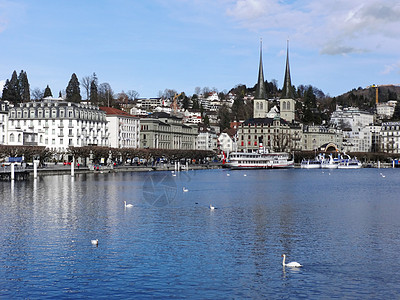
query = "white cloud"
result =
(225, 0, 400, 55)
(381, 61, 400, 75)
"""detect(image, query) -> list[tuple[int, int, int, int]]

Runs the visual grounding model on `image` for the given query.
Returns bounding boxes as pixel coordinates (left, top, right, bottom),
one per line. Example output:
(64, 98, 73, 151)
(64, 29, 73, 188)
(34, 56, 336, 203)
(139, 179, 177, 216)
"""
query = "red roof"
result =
(99, 107, 136, 117)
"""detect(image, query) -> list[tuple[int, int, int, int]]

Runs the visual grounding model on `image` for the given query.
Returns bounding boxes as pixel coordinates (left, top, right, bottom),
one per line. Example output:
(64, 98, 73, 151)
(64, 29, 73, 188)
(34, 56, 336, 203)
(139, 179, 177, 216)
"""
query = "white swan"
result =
(124, 201, 133, 208)
(282, 254, 302, 267)
(209, 204, 215, 210)
(227, 173, 230, 176)
(183, 187, 189, 192)
(91, 239, 98, 245)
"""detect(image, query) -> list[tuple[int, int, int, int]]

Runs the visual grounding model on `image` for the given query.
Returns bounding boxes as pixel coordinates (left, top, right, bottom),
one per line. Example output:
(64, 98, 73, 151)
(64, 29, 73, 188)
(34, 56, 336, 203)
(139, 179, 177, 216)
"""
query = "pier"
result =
(0, 165, 30, 181)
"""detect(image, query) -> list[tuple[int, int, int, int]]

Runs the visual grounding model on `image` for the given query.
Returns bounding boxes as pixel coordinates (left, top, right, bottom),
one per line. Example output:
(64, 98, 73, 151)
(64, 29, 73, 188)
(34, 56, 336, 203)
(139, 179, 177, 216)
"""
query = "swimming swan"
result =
(282, 254, 302, 267)
(183, 187, 189, 192)
(124, 201, 133, 208)
(91, 239, 98, 245)
(209, 204, 215, 210)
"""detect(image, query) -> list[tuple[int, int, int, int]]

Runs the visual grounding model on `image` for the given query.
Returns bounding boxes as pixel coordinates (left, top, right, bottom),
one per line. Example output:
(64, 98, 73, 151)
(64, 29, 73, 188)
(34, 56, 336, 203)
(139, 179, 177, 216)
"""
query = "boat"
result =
(301, 154, 322, 169)
(321, 154, 339, 169)
(337, 154, 362, 169)
(224, 147, 294, 170)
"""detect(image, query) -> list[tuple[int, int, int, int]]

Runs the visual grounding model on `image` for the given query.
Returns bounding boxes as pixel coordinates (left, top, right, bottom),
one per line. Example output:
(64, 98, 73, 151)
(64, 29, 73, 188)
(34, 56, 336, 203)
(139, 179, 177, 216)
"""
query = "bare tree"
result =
(127, 90, 139, 101)
(31, 88, 44, 101)
(194, 86, 201, 96)
(81, 76, 91, 100)
(98, 83, 114, 107)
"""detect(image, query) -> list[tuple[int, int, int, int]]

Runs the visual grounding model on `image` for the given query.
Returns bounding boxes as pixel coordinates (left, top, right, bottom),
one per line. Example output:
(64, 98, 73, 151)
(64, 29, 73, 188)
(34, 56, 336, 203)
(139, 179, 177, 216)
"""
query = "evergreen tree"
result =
(18, 70, 30, 102)
(90, 79, 98, 105)
(43, 85, 53, 98)
(392, 102, 400, 121)
(66, 73, 81, 103)
(2, 71, 20, 105)
(89, 73, 98, 105)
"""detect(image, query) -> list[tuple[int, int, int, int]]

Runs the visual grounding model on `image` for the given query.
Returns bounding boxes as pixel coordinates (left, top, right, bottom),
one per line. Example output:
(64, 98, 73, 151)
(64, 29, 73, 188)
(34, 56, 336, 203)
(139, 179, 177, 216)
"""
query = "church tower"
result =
(280, 40, 296, 122)
(253, 40, 268, 118)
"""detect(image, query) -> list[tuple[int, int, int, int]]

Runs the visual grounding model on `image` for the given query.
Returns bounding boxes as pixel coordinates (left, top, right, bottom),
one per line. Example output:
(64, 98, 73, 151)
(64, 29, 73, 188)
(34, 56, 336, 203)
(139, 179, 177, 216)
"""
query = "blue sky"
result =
(0, 0, 399, 98)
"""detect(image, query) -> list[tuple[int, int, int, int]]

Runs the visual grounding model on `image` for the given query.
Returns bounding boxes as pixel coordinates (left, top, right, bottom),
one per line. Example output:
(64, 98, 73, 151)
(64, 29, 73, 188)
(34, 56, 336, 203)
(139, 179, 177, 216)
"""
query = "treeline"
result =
(0, 145, 215, 165)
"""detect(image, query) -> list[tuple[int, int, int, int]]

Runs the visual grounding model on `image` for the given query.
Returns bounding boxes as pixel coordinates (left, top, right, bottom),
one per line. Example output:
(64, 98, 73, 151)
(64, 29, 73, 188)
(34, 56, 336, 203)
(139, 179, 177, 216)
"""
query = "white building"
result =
(197, 127, 218, 151)
(380, 121, 400, 154)
(7, 98, 109, 151)
(184, 110, 202, 124)
(376, 101, 397, 119)
(218, 129, 237, 154)
(100, 107, 140, 149)
(330, 106, 374, 131)
(0, 101, 9, 145)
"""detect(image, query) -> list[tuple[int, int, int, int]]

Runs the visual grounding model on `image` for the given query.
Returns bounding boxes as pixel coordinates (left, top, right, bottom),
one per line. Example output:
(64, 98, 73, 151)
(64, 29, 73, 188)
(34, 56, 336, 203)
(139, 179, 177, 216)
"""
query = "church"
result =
(237, 41, 302, 153)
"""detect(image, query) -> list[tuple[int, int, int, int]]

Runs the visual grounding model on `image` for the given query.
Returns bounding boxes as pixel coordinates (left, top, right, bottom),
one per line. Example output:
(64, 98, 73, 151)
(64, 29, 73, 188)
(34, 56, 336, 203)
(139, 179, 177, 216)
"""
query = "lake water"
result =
(1, 168, 400, 299)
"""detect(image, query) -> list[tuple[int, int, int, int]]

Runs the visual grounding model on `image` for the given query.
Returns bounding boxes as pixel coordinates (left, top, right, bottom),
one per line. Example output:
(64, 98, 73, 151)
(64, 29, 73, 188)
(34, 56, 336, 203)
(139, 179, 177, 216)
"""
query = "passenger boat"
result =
(224, 147, 294, 170)
(321, 154, 339, 169)
(300, 155, 322, 169)
(337, 157, 362, 169)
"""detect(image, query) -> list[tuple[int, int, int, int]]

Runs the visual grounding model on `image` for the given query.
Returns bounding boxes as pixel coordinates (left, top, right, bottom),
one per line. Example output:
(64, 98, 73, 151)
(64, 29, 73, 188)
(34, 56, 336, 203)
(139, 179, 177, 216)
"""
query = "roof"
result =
(99, 106, 136, 117)
(243, 117, 288, 126)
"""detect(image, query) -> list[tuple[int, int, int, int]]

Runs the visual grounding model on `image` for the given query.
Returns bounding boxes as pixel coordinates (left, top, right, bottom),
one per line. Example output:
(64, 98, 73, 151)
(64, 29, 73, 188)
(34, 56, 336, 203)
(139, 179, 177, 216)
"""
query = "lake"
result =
(1, 168, 400, 299)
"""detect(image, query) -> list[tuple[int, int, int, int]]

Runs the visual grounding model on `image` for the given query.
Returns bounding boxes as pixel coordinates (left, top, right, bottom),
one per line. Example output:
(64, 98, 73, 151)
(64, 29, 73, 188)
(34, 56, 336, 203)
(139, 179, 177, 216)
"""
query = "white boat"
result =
(321, 154, 339, 169)
(300, 159, 321, 169)
(224, 148, 294, 170)
(337, 153, 362, 169)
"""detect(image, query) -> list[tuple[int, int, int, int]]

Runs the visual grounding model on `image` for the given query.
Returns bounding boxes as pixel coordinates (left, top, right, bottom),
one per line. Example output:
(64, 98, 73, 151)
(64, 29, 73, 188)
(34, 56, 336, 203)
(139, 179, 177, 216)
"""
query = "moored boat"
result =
(224, 148, 293, 170)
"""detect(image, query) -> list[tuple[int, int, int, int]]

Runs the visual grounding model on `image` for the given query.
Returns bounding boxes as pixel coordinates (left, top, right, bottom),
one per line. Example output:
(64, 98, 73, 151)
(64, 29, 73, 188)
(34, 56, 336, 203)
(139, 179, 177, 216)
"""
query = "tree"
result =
(66, 73, 81, 103)
(31, 88, 44, 101)
(218, 104, 231, 131)
(81, 75, 91, 100)
(98, 82, 114, 107)
(2, 71, 19, 105)
(43, 85, 53, 98)
(392, 102, 400, 121)
(90, 74, 98, 105)
(127, 90, 139, 101)
(18, 70, 30, 102)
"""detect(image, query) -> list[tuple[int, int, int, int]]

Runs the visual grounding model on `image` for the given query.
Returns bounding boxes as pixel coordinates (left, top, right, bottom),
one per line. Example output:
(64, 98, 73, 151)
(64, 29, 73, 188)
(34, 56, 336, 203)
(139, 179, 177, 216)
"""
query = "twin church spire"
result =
(255, 39, 293, 100)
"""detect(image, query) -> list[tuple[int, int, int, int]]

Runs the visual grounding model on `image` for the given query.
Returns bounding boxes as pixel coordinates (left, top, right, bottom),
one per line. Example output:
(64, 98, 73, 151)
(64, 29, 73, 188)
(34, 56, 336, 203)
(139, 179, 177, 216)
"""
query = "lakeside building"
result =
(380, 122, 400, 154)
(196, 126, 218, 151)
(99, 107, 140, 149)
(7, 97, 109, 151)
(302, 125, 343, 151)
(139, 112, 197, 149)
(0, 101, 9, 145)
(218, 128, 237, 155)
(238, 41, 302, 152)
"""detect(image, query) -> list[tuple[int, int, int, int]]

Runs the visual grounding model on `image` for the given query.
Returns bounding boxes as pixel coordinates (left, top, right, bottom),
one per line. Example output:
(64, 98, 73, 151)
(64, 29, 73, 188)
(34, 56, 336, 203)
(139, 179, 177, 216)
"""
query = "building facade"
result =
(0, 101, 9, 145)
(380, 121, 400, 154)
(7, 98, 109, 151)
(140, 112, 197, 149)
(100, 107, 140, 149)
(303, 125, 343, 151)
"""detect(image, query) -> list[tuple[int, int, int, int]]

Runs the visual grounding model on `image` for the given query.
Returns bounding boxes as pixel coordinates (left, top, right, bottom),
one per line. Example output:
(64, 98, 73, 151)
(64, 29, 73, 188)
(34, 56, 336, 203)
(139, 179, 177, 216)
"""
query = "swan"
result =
(91, 239, 98, 245)
(282, 254, 302, 267)
(124, 201, 133, 208)
(227, 173, 230, 176)
(243, 174, 247, 177)
(183, 187, 189, 192)
(209, 204, 215, 210)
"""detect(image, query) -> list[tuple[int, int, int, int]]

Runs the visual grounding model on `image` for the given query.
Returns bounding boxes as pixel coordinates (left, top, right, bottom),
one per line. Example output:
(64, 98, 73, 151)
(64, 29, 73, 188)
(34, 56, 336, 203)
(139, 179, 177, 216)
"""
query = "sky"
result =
(0, 0, 399, 99)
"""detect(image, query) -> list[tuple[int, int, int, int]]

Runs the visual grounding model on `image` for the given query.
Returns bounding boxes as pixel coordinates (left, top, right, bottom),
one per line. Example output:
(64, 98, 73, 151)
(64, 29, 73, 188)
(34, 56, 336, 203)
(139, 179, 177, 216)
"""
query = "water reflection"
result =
(1, 169, 400, 298)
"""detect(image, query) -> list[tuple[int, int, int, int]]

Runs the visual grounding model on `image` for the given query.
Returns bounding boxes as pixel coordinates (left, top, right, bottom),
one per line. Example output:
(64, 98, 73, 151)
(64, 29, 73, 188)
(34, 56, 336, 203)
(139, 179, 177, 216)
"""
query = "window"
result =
(9, 133, 14, 142)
